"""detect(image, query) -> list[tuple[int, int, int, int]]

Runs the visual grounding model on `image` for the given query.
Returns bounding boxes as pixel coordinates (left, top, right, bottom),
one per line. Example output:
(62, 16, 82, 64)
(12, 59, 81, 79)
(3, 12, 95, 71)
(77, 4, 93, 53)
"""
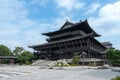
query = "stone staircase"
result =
(32, 60, 54, 66)
(32, 59, 71, 66)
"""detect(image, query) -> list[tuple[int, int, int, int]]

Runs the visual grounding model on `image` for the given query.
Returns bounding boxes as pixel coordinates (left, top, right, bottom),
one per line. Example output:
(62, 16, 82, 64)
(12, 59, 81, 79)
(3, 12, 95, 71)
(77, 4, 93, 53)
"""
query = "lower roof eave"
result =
(29, 34, 93, 48)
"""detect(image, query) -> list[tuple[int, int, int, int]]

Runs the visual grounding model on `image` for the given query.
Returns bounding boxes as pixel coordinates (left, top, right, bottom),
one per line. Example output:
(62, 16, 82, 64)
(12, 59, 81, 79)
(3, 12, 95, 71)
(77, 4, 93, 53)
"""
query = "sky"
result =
(0, 0, 120, 51)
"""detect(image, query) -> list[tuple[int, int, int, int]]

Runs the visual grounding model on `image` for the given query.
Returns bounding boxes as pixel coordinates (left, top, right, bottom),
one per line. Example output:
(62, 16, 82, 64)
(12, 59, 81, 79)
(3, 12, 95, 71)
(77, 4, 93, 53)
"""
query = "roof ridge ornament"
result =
(66, 19, 68, 22)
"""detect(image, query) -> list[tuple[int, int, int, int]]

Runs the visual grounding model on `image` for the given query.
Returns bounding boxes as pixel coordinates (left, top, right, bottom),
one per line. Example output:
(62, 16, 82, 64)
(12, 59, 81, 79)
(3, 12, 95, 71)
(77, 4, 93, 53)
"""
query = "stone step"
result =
(32, 60, 54, 66)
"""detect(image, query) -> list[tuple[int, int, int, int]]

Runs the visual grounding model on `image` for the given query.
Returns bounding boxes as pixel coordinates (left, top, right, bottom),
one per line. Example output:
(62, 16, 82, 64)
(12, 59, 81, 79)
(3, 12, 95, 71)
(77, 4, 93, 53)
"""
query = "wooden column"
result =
(64, 42, 67, 58)
(49, 45, 52, 59)
(67, 41, 70, 51)
(71, 41, 74, 48)
(58, 43, 61, 59)
(78, 40, 81, 49)
(87, 50, 89, 58)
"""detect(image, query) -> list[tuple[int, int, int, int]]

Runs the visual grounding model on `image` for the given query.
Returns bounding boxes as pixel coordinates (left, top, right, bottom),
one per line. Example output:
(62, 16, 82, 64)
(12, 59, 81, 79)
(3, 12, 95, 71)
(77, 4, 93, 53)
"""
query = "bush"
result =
(18, 51, 34, 65)
(111, 76, 120, 80)
(71, 53, 80, 65)
(89, 61, 96, 66)
(0, 44, 13, 56)
(25, 61, 32, 65)
(106, 49, 120, 67)
(55, 61, 69, 67)
(111, 60, 120, 67)
(70, 64, 79, 66)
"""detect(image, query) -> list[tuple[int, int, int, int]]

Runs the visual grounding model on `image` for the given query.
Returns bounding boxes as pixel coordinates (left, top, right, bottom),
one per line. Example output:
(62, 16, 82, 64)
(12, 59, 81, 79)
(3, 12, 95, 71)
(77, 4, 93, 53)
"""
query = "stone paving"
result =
(0, 66, 119, 80)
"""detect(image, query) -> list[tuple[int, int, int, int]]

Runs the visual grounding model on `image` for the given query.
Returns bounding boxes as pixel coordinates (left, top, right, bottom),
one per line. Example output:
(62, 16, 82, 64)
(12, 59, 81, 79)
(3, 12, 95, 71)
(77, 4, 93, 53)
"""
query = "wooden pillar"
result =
(58, 43, 61, 59)
(64, 42, 67, 58)
(87, 39, 90, 49)
(68, 41, 70, 51)
(49, 45, 52, 60)
(89, 40, 91, 49)
(93, 52, 95, 58)
(91, 52, 93, 58)
(89, 51, 91, 58)
(90, 51, 92, 58)
(71, 41, 74, 48)
(79, 40, 82, 48)
(65, 42, 67, 49)
(87, 50, 89, 58)
(90, 40, 92, 49)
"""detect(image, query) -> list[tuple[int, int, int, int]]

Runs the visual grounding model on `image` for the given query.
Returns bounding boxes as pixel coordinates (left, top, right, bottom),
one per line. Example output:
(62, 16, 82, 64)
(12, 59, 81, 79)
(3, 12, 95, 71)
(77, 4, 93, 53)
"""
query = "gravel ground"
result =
(0, 66, 119, 80)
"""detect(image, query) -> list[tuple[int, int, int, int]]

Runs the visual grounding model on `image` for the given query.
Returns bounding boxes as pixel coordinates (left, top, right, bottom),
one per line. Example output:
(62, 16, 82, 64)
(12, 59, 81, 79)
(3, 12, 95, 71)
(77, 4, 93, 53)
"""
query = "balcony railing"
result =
(90, 47, 102, 52)
(49, 32, 71, 39)
(80, 58, 103, 62)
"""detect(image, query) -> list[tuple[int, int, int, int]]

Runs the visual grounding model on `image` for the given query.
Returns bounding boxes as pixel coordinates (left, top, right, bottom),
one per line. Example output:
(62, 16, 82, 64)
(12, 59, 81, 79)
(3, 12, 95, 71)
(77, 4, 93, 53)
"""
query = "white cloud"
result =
(89, 1, 120, 35)
(0, 0, 40, 51)
(0, 0, 27, 22)
(99, 1, 120, 21)
(30, 0, 48, 6)
(0, 0, 82, 52)
(54, 0, 85, 11)
(1, 0, 120, 51)
(86, 3, 100, 14)
(88, 1, 120, 49)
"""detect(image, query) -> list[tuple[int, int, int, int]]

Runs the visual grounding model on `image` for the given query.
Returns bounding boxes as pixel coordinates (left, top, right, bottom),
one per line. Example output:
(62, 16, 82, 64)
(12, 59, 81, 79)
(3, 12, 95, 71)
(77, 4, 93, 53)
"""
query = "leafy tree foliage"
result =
(106, 49, 120, 66)
(0, 45, 34, 65)
(111, 76, 120, 80)
(0, 44, 13, 56)
(13, 47, 24, 56)
(71, 53, 80, 65)
(106, 49, 120, 60)
(18, 51, 34, 64)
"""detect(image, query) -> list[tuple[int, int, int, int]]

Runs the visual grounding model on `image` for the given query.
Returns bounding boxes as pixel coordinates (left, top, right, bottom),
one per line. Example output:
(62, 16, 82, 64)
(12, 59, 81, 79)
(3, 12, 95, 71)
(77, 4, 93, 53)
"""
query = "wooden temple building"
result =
(29, 20, 107, 65)
(0, 56, 17, 64)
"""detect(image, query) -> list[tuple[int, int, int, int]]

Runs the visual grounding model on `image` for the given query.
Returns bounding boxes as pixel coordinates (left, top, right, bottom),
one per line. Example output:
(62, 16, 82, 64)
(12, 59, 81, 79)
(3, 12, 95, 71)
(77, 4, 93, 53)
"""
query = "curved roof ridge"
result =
(59, 20, 74, 30)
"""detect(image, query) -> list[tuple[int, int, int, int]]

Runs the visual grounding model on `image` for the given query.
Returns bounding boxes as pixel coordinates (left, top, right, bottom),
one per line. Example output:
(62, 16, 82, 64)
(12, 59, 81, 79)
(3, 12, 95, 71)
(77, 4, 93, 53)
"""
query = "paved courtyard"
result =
(0, 66, 119, 80)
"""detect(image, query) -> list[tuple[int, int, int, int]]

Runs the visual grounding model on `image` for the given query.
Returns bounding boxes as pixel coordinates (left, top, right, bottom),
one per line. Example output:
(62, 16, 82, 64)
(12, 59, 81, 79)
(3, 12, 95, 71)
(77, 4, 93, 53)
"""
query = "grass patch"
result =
(111, 76, 120, 80)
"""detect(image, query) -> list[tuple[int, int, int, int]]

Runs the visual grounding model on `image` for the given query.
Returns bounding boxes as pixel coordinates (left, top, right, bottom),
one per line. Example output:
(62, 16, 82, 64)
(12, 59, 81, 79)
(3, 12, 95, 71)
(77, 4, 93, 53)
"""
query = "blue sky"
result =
(0, 0, 120, 51)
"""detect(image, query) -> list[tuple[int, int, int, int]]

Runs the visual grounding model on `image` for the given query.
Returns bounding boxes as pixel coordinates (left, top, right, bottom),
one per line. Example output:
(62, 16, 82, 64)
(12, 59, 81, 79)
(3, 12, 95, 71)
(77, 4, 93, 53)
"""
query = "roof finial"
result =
(66, 19, 68, 22)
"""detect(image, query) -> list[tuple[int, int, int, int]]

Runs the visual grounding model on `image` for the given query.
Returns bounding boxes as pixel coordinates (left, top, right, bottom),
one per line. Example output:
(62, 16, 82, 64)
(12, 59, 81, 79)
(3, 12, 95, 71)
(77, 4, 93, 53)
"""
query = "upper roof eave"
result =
(42, 19, 100, 37)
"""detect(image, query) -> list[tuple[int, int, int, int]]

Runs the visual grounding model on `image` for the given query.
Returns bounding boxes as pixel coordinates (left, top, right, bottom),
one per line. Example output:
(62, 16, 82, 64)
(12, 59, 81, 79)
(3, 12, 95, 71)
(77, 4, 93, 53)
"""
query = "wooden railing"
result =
(50, 32, 71, 39)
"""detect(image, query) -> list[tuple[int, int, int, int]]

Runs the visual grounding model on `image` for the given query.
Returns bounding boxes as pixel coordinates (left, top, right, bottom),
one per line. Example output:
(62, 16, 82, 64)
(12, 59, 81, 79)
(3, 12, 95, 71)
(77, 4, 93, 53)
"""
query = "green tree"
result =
(13, 47, 24, 56)
(106, 49, 120, 60)
(111, 76, 120, 80)
(106, 49, 120, 66)
(0, 44, 13, 56)
(18, 51, 34, 64)
(71, 52, 80, 65)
